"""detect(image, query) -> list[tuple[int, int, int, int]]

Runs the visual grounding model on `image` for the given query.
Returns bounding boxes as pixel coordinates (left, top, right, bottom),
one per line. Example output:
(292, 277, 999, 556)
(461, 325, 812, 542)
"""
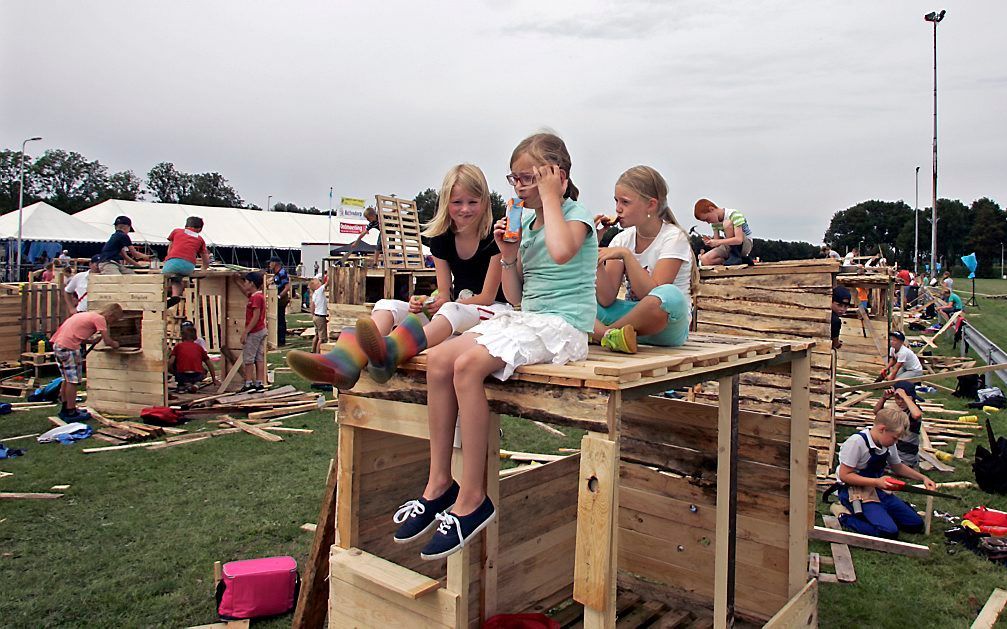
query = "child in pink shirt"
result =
(50, 304, 124, 421)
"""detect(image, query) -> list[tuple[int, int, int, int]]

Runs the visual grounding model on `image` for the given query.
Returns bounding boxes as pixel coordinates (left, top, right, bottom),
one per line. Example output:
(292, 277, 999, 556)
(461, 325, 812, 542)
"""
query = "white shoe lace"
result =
(435, 511, 464, 547)
(393, 500, 425, 524)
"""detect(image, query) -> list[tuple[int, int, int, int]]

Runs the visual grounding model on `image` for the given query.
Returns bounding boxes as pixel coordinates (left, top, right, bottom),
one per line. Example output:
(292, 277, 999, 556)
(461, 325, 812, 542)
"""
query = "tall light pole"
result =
(266, 194, 272, 212)
(15, 136, 43, 282)
(914, 165, 920, 274)
(925, 9, 946, 276)
(327, 186, 334, 255)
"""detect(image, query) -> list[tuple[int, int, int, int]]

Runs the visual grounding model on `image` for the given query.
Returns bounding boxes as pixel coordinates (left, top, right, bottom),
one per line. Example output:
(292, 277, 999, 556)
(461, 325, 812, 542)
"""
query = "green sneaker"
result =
(601, 325, 638, 354)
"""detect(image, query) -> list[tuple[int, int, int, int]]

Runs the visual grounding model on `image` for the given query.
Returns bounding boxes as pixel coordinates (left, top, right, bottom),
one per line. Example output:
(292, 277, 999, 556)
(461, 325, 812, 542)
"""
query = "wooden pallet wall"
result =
(835, 275, 892, 376)
(375, 195, 425, 269)
(339, 426, 578, 627)
(0, 290, 22, 362)
(87, 274, 168, 415)
(618, 397, 817, 622)
(695, 260, 838, 477)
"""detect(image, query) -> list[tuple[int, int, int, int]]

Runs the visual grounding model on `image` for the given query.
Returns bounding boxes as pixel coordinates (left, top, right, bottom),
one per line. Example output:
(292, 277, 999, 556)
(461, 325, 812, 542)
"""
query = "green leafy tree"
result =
(490, 191, 507, 222)
(102, 170, 144, 202)
(0, 149, 40, 214)
(182, 172, 243, 207)
(414, 188, 439, 226)
(32, 149, 111, 213)
(146, 162, 188, 203)
(917, 198, 971, 271)
(964, 197, 1007, 278)
(824, 200, 914, 263)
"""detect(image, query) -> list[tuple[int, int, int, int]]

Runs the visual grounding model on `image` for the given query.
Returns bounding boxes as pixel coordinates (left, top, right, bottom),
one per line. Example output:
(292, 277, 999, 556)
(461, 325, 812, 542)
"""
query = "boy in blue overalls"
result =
(834, 407, 937, 539)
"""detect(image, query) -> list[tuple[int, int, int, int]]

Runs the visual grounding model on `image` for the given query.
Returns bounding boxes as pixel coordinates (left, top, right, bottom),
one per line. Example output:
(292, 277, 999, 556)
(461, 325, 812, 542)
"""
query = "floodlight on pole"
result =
(15, 136, 43, 282)
(924, 9, 945, 276)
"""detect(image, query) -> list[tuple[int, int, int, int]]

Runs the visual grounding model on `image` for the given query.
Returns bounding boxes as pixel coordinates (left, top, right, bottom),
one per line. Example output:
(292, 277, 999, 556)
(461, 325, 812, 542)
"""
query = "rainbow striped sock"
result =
(286, 327, 367, 389)
(366, 314, 428, 383)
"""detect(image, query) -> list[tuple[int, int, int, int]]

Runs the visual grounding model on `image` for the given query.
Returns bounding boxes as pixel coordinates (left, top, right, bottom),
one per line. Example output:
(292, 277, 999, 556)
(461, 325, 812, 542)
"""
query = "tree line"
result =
(824, 198, 1006, 277)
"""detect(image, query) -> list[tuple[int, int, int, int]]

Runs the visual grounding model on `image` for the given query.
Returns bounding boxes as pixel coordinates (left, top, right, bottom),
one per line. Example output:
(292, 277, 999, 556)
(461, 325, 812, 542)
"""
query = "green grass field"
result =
(2, 310, 1006, 627)
(951, 277, 1007, 349)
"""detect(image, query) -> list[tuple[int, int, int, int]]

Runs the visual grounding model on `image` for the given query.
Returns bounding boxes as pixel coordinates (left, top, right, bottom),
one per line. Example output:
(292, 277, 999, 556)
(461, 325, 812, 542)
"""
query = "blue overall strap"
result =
(856, 431, 890, 478)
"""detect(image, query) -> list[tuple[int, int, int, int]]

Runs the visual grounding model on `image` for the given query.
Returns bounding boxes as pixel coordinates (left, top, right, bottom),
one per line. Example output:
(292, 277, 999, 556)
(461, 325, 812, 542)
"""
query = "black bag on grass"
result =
(954, 374, 984, 399)
(974, 419, 1007, 495)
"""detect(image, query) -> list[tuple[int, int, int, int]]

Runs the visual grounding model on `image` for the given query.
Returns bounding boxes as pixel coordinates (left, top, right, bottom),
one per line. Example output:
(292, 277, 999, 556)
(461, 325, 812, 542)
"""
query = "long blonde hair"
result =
(510, 132, 579, 200)
(616, 165, 699, 300)
(422, 164, 493, 239)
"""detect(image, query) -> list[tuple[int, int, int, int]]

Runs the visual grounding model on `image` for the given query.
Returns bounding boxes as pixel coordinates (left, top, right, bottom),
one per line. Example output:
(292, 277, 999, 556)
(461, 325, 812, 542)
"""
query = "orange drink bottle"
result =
(503, 198, 524, 243)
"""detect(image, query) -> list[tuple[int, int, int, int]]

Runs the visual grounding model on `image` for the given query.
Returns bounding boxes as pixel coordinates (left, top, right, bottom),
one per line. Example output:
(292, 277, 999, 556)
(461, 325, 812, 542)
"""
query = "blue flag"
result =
(961, 252, 978, 279)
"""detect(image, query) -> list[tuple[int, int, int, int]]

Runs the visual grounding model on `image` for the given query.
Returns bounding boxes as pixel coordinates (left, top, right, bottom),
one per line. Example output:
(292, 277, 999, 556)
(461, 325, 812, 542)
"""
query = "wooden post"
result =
(714, 375, 739, 629)
(483, 413, 500, 620)
(575, 433, 618, 629)
(924, 495, 934, 535)
(334, 424, 361, 549)
(788, 351, 812, 597)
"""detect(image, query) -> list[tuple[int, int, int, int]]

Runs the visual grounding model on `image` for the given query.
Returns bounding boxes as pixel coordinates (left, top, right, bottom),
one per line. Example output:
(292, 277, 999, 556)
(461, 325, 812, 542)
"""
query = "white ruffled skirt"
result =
(470, 311, 588, 381)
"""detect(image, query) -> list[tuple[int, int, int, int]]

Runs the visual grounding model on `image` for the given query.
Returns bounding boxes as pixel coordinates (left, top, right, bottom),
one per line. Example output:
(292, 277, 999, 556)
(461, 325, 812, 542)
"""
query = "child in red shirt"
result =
(163, 216, 210, 307)
(169, 324, 217, 393)
(234, 271, 268, 392)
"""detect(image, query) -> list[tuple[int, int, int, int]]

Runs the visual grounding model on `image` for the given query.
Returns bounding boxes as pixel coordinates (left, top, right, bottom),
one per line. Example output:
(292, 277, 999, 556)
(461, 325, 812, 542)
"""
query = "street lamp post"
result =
(15, 136, 43, 282)
(914, 165, 920, 274)
(267, 195, 272, 212)
(925, 9, 945, 277)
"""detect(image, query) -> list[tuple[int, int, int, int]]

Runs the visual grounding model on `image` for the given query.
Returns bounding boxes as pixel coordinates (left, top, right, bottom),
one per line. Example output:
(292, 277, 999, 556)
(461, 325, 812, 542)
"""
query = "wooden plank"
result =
(0, 492, 64, 500)
(573, 434, 618, 616)
(763, 579, 818, 629)
(217, 357, 244, 393)
(333, 547, 441, 599)
(714, 376, 739, 629)
(836, 363, 1007, 393)
(808, 526, 929, 558)
(335, 423, 361, 549)
(821, 515, 856, 583)
(81, 441, 166, 453)
(971, 588, 1007, 629)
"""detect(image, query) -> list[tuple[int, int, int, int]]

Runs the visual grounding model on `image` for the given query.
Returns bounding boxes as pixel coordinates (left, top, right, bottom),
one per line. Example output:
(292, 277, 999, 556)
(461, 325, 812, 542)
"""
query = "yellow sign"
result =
(340, 197, 366, 207)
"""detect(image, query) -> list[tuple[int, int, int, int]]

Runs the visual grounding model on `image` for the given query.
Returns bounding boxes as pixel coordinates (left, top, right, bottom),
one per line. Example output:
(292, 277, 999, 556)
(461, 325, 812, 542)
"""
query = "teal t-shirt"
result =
(948, 292, 963, 309)
(518, 198, 598, 333)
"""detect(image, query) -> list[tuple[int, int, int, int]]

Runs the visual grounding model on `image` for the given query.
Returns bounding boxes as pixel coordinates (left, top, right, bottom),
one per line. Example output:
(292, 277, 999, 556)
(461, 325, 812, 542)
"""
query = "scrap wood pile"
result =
(172, 385, 335, 418)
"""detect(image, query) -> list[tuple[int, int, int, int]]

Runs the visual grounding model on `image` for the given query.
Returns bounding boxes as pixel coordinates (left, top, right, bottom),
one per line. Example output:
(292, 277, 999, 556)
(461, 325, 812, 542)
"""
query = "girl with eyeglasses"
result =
(391, 132, 598, 560)
(287, 164, 511, 389)
(592, 166, 697, 353)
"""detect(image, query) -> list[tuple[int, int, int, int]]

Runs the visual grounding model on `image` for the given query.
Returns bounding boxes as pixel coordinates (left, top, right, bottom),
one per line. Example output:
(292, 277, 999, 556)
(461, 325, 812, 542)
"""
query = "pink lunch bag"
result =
(216, 556, 299, 620)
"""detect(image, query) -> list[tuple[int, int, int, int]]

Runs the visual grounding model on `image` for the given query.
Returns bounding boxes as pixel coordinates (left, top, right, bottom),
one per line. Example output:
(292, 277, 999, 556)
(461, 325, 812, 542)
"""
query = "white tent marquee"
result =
(75, 200, 379, 250)
(0, 202, 110, 243)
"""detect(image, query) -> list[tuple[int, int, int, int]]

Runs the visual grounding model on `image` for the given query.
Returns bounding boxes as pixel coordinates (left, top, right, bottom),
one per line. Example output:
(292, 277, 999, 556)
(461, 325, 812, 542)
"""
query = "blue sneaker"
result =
(392, 481, 459, 544)
(420, 496, 496, 560)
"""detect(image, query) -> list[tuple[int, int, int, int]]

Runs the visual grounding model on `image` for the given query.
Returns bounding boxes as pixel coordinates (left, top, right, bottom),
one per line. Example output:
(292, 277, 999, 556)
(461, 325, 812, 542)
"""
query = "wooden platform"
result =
(316, 332, 816, 628)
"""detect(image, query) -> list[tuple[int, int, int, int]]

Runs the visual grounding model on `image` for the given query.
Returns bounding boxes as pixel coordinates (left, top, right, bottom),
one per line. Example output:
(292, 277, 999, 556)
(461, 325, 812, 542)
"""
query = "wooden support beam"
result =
(222, 417, 283, 442)
(714, 375, 739, 629)
(0, 492, 63, 500)
(217, 357, 244, 393)
(788, 352, 812, 596)
(334, 423, 361, 549)
(809, 526, 930, 558)
(574, 433, 618, 628)
(763, 579, 818, 628)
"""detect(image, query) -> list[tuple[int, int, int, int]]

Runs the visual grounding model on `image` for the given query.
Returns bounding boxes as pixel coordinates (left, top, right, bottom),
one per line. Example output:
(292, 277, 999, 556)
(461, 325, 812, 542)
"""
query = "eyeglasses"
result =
(506, 172, 536, 186)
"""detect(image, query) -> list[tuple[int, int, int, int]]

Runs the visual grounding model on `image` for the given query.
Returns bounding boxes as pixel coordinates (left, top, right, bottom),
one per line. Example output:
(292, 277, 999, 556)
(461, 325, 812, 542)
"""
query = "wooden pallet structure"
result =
(375, 195, 425, 270)
(86, 271, 276, 416)
(836, 271, 894, 377)
(694, 259, 839, 479)
(0, 280, 70, 363)
(298, 333, 818, 628)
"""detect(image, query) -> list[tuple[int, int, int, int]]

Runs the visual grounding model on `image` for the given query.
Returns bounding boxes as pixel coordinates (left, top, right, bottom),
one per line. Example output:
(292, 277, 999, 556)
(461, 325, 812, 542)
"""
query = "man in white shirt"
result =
(310, 277, 329, 353)
(63, 256, 100, 313)
(885, 331, 924, 380)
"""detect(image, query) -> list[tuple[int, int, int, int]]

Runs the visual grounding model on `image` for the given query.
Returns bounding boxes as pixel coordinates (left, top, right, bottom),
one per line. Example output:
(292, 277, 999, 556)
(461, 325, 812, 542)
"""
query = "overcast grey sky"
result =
(2, 1, 1004, 242)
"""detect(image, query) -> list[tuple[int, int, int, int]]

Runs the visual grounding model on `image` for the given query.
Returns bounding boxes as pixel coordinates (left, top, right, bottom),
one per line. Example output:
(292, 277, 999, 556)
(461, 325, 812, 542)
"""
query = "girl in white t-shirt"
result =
(593, 166, 698, 352)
